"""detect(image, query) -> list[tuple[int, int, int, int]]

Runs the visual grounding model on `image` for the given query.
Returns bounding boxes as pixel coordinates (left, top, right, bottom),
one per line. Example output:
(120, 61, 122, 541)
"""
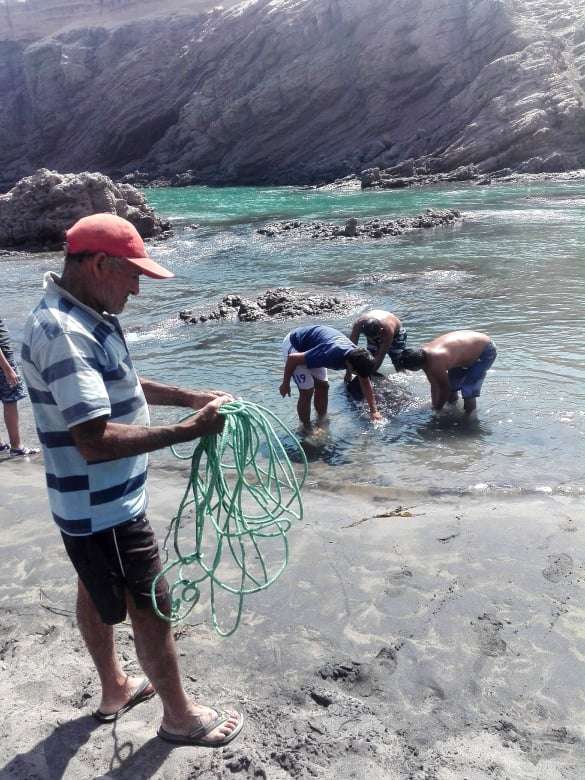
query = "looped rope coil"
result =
(151, 400, 307, 636)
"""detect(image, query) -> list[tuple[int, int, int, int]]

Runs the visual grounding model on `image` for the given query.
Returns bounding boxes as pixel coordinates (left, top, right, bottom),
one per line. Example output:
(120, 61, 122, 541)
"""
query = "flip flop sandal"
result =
(10, 446, 40, 457)
(158, 708, 244, 747)
(93, 678, 155, 723)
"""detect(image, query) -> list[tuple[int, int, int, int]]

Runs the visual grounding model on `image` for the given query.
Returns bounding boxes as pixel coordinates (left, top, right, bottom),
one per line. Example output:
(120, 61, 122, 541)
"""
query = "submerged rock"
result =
(0, 169, 172, 250)
(179, 288, 360, 325)
(257, 209, 462, 241)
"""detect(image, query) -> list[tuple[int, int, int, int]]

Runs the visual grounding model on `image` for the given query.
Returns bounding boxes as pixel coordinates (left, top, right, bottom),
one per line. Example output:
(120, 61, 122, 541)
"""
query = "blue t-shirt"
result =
(290, 325, 354, 370)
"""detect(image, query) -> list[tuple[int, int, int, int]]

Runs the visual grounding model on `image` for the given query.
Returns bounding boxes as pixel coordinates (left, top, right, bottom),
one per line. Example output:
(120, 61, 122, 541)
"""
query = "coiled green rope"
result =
(151, 400, 307, 636)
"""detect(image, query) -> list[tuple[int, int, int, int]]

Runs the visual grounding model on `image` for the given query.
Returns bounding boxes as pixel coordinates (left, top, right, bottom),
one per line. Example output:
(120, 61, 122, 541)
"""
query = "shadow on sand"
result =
(0, 714, 173, 780)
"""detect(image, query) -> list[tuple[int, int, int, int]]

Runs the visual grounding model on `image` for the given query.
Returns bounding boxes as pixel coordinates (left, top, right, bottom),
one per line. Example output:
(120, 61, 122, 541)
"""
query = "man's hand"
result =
(183, 396, 229, 438)
(344, 369, 352, 384)
(187, 389, 234, 409)
(280, 381, 291, 398)
(2, 364, 18, 388)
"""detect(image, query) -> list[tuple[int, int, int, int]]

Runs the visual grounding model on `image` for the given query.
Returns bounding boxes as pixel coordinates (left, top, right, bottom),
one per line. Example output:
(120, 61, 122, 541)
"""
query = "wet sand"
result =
(0, 458, 584, 778)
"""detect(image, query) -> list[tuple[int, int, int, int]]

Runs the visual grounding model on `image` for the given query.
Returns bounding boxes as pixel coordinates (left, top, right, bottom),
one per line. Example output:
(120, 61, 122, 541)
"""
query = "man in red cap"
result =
(21, 214, 244, 747)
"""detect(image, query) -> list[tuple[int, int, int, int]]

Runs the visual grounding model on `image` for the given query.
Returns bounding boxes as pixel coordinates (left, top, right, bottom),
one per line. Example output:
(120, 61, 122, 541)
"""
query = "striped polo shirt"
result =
(21, 273, 149, 536)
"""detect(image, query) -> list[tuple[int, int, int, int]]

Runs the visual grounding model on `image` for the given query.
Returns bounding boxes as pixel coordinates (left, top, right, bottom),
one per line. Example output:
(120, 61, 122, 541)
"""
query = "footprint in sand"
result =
(317, 645, 403, 699)
(472, 613, 507, 657)
(542, 553, 573, 583)
(384, 567, 413, 598)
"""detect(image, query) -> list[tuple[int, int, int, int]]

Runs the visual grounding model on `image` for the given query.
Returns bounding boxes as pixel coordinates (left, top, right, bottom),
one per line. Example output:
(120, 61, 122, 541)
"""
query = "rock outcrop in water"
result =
(0, 169, 171, 250)
(1, 0, 584, 189)
(179, 288, 361, 324)
(257, 209, 461, 240)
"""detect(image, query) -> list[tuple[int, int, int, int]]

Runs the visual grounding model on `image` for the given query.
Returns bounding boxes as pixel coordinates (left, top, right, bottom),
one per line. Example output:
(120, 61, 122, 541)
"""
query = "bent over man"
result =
(280, 324, 381, 426)
(21, 213, 243, 747)
(349, 308, 407, 373)
(399, 330, 497, 414)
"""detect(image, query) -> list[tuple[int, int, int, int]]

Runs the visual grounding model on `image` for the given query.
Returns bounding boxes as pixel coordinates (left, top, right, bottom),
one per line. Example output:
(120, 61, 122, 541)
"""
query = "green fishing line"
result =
(151, 400, 307, 637)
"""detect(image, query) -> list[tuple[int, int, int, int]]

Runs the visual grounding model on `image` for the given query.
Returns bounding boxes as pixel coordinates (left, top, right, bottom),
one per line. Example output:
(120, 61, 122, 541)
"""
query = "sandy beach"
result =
(0, 457, 583, 778)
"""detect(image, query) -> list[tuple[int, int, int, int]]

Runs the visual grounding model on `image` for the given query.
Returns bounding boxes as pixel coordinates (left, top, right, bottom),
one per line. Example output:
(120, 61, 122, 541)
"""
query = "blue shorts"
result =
(367, 326, 408, 369)
(0, 357, 26, 404)
(448, 341, 497, 399)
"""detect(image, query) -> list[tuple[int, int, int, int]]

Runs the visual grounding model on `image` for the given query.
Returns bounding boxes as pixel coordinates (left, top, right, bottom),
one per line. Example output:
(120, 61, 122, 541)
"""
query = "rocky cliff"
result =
(1, 0, 584, 188)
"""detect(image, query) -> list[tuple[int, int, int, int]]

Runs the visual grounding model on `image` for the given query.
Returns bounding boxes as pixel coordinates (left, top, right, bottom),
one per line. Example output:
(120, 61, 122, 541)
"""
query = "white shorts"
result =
(282, 335, 328, 390)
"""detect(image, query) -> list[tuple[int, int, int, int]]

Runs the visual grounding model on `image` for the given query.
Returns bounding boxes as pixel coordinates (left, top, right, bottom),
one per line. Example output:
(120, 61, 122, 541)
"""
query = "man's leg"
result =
(313, 379, 329, 419)
(3, 402, 22, 449)
(297, 389, 313, 428)
(76, 578, 148, 714)
(448, 391, 459, 404)
(463, 396, 477, 414)
(126, 596, 240, 743)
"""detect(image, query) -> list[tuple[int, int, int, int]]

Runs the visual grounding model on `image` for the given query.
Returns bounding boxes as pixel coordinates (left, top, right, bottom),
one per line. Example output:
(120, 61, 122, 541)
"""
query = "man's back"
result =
(424, 330, 491, 373)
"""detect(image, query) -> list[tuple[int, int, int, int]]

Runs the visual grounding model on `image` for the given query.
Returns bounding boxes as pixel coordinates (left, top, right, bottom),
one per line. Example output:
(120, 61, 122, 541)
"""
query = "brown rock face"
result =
(0, 168, 171, 249)
(0, 0, 584, 187)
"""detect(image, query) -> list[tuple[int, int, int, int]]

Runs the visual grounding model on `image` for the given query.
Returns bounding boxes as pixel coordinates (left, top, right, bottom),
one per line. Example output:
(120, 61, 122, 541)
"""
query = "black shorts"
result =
(61, 515, 171, 625)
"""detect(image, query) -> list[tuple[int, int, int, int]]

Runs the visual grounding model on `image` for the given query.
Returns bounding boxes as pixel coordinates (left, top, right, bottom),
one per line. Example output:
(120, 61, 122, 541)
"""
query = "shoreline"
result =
(1, 459, 584, 777)
(5, 452, 585, 500)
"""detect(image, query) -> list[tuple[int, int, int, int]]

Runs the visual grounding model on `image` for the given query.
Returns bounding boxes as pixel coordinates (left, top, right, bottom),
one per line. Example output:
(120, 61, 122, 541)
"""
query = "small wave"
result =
(126, 318, 181, 343)
(468, 208, 585, 224)
(360, 268, 472, 287)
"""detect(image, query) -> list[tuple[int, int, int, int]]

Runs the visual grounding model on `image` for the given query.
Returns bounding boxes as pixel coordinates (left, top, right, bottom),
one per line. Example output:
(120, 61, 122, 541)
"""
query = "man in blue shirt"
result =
(280, 324, 381, 426)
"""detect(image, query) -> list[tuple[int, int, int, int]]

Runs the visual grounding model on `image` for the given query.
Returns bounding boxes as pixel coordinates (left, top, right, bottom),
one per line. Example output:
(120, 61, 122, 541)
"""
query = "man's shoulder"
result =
(24, 295, 110, 367)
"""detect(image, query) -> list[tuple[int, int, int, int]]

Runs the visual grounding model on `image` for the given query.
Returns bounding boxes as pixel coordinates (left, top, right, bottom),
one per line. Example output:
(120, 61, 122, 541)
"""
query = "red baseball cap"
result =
(65, 213, 174, 279)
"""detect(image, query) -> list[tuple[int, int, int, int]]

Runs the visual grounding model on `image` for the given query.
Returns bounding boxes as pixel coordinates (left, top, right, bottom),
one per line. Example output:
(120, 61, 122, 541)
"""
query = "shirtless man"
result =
(399, 331, 497, 414)
(348, 309, 407, 375)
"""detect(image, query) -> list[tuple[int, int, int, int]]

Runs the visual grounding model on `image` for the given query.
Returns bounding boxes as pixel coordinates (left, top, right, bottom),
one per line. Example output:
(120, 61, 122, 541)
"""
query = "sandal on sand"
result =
(10, 446, 40, 457)
(0, 442, 9, 453)
(158, 708, 244, 747)
(93, 678, 155, 723)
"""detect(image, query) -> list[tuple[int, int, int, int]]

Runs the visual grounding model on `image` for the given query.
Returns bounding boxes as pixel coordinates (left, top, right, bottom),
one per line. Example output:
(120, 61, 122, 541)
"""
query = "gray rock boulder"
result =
(179, 288, 361, 324)
(0, 168, 171, 249)
(258, 209, 462, 241)
(344, 218, 359, 238)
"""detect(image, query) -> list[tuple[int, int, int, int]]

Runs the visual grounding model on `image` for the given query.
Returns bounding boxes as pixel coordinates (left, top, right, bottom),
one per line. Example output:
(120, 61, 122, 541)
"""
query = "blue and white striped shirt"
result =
(22, 273, 149, 536)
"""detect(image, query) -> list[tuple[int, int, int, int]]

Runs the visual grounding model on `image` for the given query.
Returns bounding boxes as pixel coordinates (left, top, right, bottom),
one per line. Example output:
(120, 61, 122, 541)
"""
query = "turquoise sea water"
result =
(4, 181, 585, 493)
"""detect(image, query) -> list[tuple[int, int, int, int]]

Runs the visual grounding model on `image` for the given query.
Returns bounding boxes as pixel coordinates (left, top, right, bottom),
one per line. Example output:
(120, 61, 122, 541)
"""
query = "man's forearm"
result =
(359, 377, 379, 417)
(430, 383, 449, 410)
(283, 354, 304, 386)
(139, 377, 222, 409)
(74, 416, 208, 462)
(372, 350, 386, 372)
(0, 349, 13, 374)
